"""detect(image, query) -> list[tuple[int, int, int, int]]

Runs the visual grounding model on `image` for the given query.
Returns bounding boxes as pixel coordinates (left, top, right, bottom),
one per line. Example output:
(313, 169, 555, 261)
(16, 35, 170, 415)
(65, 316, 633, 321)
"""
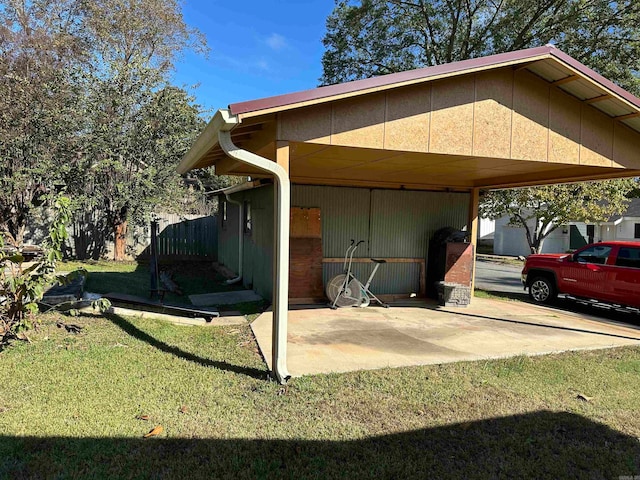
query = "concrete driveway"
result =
(251, 298, 640, 377)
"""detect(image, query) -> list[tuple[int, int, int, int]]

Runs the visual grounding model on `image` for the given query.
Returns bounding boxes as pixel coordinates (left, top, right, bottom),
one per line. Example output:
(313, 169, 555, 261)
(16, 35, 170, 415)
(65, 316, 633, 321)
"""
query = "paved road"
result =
(474, 258, 524, 295)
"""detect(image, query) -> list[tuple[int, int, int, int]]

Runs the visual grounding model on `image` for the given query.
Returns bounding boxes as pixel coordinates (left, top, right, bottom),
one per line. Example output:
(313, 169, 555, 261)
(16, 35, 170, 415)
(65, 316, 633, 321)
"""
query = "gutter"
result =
(209, 179, 267, 196)
(216, 109, 291, 384)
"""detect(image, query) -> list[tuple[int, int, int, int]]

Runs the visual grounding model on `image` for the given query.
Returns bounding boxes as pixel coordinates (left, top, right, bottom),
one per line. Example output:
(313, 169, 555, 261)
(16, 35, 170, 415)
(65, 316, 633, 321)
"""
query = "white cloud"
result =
(213, 53, 269, 72)
(266, 33, 287, 51)
(256, 59, 269, 71)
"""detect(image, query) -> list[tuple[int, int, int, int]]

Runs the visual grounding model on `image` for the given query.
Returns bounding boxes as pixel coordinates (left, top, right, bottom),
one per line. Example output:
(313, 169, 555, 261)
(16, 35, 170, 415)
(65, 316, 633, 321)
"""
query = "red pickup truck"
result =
(521, 241, 640, 309)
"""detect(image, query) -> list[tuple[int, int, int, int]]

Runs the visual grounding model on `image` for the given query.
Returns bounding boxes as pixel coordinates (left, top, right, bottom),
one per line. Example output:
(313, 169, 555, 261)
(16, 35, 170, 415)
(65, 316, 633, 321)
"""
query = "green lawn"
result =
(59, 259, 240, 301)
(1, 311, 639, 479)
(58, 260, 267, 314)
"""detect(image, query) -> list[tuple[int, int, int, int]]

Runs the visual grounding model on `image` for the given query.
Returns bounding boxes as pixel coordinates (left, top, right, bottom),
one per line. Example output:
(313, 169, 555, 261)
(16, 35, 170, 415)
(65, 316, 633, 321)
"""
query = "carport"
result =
(178, 45, 640, 382)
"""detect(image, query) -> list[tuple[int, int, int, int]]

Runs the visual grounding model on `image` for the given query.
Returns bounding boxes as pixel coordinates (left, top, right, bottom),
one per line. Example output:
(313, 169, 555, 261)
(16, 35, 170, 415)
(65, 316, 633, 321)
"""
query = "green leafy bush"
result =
(0, 197, 72, 346)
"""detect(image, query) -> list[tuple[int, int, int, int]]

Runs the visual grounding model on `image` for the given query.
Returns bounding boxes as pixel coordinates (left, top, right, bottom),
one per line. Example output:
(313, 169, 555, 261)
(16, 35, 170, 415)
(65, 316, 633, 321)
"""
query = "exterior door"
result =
(559, 244, 614, 301)
(611, 246, 640, 307)
(569, 225, 588, 250)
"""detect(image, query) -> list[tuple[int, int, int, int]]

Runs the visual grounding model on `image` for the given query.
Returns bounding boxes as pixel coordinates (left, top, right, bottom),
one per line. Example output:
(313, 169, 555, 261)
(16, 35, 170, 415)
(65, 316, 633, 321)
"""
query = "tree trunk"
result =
(13, 224, 26, 248)
(113, 220, 128, 261)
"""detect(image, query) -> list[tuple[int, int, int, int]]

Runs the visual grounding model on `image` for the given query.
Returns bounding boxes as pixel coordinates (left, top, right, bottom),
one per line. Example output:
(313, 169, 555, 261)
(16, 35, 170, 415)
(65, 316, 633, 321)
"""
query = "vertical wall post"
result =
(468, 188, 480, 296)
(276, 141, 290, 174)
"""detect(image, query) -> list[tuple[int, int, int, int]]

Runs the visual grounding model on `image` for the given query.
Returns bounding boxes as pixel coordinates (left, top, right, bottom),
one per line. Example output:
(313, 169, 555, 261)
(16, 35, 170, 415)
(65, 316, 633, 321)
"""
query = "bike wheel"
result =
(326, 274, 362, 307)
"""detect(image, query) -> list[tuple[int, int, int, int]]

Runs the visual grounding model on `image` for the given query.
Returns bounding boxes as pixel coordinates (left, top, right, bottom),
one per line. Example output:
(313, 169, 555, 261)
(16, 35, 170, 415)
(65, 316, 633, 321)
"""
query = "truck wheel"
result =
(529, 276, 557, 304)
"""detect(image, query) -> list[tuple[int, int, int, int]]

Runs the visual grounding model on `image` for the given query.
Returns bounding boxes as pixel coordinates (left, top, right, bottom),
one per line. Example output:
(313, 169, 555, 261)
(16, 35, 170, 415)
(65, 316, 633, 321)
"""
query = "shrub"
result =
(0, 196, 73, 346)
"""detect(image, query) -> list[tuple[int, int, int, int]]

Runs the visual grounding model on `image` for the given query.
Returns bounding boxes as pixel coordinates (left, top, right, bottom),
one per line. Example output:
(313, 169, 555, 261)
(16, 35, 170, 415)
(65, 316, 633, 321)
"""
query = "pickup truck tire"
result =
(528, 276, 557, 304)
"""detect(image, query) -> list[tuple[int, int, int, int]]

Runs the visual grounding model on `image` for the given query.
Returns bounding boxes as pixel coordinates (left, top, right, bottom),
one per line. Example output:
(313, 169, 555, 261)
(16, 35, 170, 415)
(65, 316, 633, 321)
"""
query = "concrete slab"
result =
(250, 298, 640, 377)
(189, 290, 262, 306)
(107, 306, 246, 327)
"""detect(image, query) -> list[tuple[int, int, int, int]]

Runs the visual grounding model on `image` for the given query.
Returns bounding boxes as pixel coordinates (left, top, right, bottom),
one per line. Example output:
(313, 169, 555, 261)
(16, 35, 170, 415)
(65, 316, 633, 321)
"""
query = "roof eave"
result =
(176, 109, 239, 174)
(546, 48, 640, 114)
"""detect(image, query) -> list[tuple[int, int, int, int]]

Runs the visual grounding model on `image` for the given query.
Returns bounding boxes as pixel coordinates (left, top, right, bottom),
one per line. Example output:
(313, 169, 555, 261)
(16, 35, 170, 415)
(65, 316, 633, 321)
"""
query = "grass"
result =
(474, 288, 526, 302)
(476, 244, 494, 255)
(1, 311, 639, 479)
(58, 259, 268, 315)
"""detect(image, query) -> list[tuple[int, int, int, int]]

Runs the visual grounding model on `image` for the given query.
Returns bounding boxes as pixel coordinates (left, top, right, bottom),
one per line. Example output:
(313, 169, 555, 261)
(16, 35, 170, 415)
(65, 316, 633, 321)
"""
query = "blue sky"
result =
(172, 0, 335, 115)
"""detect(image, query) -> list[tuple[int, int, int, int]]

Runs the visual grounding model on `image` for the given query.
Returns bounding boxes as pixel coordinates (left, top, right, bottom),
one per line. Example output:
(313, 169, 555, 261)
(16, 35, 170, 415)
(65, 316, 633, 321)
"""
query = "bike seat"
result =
(370, 258, 386, 264)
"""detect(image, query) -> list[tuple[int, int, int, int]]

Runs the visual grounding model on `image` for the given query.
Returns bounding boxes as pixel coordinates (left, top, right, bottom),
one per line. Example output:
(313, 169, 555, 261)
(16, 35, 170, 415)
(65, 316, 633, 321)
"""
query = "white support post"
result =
(469, 188, 480, 296)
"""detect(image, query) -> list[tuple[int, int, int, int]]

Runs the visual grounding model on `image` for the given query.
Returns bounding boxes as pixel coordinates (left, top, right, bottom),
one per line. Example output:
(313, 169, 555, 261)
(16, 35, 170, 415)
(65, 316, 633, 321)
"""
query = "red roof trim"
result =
(228, 45, 640, 116)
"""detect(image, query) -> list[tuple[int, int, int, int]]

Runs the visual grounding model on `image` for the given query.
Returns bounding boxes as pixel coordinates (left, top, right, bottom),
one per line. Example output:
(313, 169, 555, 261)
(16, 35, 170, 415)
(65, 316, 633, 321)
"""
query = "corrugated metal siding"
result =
(238, 186, 275, 301)
(221, 184, 470, 300)
(292, 185, 370, 257)
(293, 185, 470, 295)
(370, 189, 469, 293)
(217, 199, 240, 272)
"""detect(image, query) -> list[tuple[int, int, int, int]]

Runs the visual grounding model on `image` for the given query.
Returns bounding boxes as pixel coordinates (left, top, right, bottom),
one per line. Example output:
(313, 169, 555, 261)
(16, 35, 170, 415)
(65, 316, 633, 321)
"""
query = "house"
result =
(492, 198, 640, 256)
(600, 198, 640, 242)
(177, 45, 640, 381)
(478, 217, 496, 248)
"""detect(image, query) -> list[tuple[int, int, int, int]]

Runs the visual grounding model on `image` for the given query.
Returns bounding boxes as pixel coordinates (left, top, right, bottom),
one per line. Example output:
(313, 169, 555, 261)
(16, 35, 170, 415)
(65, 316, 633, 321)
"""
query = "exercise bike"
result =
(326, 240, 389, 309)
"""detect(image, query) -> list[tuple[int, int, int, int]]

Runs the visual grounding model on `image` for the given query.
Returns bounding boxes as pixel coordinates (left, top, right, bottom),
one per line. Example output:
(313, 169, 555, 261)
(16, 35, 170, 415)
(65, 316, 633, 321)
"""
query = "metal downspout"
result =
(217, 110, 291, 384)
(224, 193, 243, 285)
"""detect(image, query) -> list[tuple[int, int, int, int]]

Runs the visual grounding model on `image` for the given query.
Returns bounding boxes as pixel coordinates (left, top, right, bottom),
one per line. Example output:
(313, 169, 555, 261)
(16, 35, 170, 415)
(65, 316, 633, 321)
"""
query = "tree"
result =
(70, 83, 206, 260)
(0, 0, 85, 246)
(321, 0, 640, 95)
(70, 0, 206, 260)
(479, 180, 636, 254)
(1, 0, 207, 259)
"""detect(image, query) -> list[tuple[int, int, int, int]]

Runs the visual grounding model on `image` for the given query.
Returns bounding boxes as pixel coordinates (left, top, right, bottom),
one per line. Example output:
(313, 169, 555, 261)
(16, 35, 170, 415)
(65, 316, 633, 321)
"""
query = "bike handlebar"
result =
(356, 240, 365, 246)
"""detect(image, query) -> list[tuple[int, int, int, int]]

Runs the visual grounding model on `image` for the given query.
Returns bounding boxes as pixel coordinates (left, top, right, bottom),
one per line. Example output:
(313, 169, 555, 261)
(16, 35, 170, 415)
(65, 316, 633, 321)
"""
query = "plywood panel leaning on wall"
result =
(289, 207, 324, 301)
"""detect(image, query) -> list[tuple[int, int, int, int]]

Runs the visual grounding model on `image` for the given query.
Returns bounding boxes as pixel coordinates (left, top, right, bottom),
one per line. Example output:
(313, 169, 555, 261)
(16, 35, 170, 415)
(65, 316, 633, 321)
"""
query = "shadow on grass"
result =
(1, 411, 639, 479)
(106, 314, 268, 381)
(83, 261, 243, 305)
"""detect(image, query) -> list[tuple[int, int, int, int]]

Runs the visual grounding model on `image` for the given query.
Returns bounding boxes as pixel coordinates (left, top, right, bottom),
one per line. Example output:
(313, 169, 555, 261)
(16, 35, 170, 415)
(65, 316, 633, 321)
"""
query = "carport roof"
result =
(177, 45, 640, 189)
(228, 45, 640, 134)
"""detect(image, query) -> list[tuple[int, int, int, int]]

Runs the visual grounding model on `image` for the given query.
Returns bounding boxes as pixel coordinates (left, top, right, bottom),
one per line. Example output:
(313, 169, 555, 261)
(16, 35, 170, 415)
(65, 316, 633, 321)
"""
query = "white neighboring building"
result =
(478, 217, 495, 246)
(491, 199, 640, 257)
(493, 216, 570, 256)
(599, 198, 640, 242)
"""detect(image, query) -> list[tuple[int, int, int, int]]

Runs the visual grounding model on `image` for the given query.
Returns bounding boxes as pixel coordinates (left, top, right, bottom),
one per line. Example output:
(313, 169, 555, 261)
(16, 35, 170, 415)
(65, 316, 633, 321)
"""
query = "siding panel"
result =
(218, 200, 240, 272)
(293, 185, 469, 295)
(292, 185, 371, 258)
(370, 190, 470, 293)
(240, 186, 275, 301)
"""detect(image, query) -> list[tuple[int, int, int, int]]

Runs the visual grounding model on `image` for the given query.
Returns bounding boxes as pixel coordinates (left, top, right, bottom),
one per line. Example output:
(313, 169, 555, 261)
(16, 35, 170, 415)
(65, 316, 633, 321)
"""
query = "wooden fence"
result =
(156, 215, 218, 260)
